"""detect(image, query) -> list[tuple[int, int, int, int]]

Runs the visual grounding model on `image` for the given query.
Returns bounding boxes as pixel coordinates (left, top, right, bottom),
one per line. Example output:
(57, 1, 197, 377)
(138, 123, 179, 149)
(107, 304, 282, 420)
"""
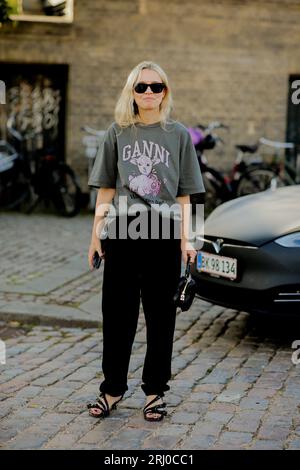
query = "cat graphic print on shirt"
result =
(88, 119, 205, 217)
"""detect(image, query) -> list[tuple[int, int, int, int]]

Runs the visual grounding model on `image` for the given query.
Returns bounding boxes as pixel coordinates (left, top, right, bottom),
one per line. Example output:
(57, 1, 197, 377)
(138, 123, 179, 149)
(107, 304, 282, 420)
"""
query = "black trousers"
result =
(99, 214, 182, 397)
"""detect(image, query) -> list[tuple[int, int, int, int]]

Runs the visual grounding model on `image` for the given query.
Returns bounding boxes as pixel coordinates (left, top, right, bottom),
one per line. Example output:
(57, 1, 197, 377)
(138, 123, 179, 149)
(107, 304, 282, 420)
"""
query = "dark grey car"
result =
(192, 185, 300, 315)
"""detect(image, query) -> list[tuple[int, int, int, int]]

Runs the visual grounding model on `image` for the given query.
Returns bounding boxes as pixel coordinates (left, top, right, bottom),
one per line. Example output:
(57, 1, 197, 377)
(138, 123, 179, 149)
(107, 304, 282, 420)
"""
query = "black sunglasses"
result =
(134, 82, 166, 94)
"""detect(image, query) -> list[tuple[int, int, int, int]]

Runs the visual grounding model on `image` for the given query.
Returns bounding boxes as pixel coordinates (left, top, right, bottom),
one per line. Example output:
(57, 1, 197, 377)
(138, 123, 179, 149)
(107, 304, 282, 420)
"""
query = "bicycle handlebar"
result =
(197, 121, 230, 132)
(259, 137, 295, 150)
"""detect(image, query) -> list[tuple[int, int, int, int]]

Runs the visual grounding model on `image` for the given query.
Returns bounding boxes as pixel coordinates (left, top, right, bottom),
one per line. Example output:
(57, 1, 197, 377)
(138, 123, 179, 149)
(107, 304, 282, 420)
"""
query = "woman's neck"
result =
(136, 109, 161, 125)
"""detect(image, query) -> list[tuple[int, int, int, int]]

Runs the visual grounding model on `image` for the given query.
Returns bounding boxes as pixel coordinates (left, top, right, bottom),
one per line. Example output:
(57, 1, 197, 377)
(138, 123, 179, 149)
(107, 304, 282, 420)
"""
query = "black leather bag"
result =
(173, 256, 197, 312)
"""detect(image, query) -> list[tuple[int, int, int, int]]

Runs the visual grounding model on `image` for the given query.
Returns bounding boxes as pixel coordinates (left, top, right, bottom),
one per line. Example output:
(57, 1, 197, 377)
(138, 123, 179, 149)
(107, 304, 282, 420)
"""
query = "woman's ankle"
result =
(145, 395, 162, 405)
(105, 393, 122, 404)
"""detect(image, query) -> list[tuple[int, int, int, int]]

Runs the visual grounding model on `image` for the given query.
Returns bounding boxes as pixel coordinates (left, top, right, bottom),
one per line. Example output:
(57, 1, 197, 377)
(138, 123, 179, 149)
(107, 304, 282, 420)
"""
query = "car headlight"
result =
(274, 232, 300, 247)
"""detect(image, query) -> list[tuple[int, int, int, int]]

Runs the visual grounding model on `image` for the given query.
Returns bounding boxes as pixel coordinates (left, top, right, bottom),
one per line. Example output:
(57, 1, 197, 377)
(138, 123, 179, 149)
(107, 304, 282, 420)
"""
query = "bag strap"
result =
(184, 254, 191, 278)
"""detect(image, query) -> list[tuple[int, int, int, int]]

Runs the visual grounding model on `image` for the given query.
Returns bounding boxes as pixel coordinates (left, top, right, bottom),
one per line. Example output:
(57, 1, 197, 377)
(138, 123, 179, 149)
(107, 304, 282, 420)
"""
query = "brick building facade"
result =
(1, 0, 300, 193)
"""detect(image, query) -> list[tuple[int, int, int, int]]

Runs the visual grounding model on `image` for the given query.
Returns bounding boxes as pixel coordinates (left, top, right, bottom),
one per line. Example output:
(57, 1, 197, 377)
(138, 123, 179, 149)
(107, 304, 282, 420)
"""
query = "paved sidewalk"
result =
(1, 213, 300, 450)
(1, 305, 300, 450)
(0, 213, 102, 327)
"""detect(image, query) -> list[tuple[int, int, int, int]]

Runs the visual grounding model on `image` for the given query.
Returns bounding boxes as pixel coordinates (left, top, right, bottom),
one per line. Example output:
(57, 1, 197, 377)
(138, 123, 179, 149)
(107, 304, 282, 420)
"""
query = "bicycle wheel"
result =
(0, 166, 32, 211)
(236, 166, 286, 197)
(204, 173, 223, 217)
(191, 172, 224, 218)
(51, 163, 82, 217)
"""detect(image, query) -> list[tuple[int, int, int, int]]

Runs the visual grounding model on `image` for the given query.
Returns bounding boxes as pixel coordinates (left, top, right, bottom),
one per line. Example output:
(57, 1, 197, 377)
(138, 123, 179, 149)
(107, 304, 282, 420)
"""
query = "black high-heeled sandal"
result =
(87, 392, 123, 418)
(143, 395, 167, 422)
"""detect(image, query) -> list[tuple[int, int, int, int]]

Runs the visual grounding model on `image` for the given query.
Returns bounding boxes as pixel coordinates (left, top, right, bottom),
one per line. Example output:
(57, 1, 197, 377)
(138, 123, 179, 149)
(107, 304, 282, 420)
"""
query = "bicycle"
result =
(0, 127, 35, 211)
(235, 137, 296, 196)
(189, 122, 230, 216)
(0, 120, 82, 217)
(189, 122, 296, 216)
(189, 121, 266, 216)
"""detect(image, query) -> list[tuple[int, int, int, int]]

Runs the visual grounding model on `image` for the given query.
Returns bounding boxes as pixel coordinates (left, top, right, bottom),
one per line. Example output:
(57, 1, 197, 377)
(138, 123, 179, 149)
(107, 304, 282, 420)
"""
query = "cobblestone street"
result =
(1, 213, 300, 450)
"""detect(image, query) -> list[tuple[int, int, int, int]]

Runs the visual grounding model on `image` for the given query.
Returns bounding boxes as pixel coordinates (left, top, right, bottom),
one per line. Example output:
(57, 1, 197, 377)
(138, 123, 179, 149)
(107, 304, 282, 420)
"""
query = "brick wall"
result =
(1, 0, 300, 191)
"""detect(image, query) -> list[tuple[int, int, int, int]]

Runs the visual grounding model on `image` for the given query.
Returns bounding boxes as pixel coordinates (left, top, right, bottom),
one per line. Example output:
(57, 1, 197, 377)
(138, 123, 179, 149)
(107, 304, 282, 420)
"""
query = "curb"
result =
(0, 310, 101, 329)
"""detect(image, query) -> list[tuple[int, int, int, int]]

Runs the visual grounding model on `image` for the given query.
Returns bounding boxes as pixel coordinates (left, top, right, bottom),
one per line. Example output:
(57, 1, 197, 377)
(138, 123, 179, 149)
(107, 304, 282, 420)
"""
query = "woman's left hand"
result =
(181, 239, 197, 265)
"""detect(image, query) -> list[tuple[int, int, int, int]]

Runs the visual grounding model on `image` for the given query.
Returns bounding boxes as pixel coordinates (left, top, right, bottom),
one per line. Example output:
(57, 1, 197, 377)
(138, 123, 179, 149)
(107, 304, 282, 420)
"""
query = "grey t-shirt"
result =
(88, 119, 205, 219)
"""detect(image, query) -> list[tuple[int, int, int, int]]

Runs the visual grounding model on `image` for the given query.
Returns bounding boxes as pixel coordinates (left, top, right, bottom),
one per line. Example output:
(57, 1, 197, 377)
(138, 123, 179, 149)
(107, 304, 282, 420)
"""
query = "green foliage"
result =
(0, 0, 13, 25)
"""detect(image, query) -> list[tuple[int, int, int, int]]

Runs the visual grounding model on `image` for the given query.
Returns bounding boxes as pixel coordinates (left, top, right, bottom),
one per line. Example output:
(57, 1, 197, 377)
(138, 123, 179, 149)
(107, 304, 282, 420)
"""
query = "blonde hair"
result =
(114, 61, 173, 129)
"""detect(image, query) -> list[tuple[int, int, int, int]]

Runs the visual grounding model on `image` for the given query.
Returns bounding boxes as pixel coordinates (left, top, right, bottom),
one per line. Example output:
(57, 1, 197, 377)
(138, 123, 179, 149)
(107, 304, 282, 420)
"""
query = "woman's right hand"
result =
(88, 239, 105, 271)
(88, 187, 115, 270)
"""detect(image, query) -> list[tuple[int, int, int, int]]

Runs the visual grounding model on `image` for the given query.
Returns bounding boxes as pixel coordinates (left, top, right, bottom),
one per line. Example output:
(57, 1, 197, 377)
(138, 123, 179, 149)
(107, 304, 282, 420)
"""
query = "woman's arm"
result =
(176, 194, 197, 265)
(88, 187, 116, 270)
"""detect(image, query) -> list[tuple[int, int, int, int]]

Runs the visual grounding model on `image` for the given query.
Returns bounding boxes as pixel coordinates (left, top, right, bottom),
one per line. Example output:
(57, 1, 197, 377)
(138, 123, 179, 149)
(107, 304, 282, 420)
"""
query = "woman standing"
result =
(87, 61, 205, 421)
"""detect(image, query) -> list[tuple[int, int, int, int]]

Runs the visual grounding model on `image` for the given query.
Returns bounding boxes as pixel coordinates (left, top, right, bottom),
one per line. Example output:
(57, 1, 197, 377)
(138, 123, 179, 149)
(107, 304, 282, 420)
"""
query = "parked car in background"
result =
(192, 185, 300, 316)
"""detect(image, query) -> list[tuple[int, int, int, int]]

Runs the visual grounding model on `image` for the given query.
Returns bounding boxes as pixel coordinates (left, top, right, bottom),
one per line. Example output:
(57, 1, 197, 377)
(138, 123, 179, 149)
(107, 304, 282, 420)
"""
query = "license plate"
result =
(197, 251, 237, 280)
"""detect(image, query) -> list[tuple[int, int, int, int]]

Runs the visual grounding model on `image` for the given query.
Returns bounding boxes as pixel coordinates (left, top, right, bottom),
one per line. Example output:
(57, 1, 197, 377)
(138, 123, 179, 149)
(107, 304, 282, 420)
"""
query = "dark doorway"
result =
(0, 63, 68, 161)
(286, 75, 300, 167)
